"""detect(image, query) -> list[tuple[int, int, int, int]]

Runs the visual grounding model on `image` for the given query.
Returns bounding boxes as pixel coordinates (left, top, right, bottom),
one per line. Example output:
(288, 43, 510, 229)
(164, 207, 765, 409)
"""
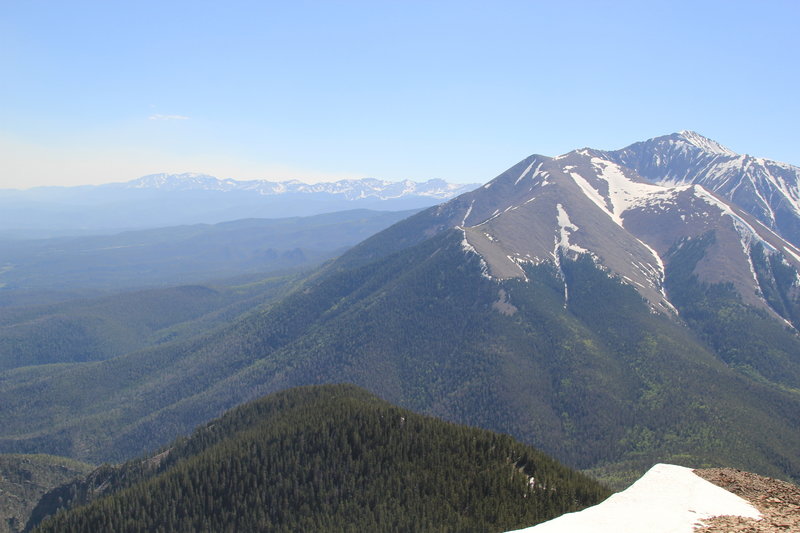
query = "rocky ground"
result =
(0, 454, 92, 533)
(693, 468, 800, 532)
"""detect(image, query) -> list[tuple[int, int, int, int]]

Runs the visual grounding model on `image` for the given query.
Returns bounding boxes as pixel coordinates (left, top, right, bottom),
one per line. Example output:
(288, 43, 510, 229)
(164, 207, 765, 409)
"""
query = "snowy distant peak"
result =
(127, 173, 223, 190)
(120, 174, 478, 200)
(676, 130, 738, 156)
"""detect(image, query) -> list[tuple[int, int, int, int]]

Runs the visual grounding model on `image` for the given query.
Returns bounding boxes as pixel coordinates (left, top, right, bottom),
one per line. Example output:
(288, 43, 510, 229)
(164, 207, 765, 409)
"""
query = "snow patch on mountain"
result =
(462, 199, 475, 226)
(506, 463, 761, 533)
(456, 134, 800, 317)
(591, 159, 667, 222)
(553, 203, 587, 307)
(694, 186, 778, 254)
(459, 227, 492, 279)
(567, 158, 665, 228)
(565, 158, 671, 305)
(568, 170, 613, 221)
(514, 161, 541, 185)
(605, 131, 800, 250)
(783, 245, 800, 264)
(555, 204, 588, 257)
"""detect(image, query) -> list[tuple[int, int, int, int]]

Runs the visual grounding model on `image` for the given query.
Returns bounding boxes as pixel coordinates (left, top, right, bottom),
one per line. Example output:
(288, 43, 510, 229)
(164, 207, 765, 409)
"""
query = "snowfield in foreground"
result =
(507, 463, 761, 533)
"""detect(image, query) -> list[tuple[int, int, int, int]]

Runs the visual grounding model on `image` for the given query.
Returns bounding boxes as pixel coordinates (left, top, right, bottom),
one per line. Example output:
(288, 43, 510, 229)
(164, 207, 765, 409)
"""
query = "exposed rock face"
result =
(694, 468, 800, 532)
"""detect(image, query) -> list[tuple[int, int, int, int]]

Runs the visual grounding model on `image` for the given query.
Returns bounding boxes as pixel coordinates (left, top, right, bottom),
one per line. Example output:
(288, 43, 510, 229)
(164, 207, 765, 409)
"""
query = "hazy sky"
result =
(1, 1, 798, 188)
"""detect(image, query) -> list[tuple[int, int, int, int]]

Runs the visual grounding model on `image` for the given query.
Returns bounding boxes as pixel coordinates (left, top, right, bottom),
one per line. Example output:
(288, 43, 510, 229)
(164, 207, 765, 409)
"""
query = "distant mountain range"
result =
(0, 175, 479, 238)
(122, 173, 476, 200)
(0, 209, 415, 294)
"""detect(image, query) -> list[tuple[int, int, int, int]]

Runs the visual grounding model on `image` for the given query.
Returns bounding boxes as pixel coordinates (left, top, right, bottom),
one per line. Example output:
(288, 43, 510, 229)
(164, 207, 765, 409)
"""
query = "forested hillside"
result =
(3, 228, 800, 490)
(0, 274, 298, 372)
(29, 385, 610, 533)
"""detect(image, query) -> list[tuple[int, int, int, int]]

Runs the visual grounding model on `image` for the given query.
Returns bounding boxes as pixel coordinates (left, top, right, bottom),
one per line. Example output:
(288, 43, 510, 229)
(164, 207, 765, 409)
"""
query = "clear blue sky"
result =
(1, 0, 798, 188)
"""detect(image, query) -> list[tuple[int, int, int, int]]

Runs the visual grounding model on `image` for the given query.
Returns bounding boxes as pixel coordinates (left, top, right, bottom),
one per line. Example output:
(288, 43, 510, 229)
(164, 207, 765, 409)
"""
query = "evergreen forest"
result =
(29, 384, 610, 533)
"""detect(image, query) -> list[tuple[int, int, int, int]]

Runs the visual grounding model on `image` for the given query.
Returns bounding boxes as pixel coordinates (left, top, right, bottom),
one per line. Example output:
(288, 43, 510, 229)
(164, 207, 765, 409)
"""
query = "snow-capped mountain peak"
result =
(426, 139, 800, 322)
(118, 174, 478, 201)
(676, 130, 738, 156)
(127, 172, 220, 189)
(605, 132, 800, 247)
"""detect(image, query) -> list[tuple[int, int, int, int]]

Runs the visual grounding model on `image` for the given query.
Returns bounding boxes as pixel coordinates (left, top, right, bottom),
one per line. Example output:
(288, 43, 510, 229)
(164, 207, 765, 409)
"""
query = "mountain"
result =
(356, 145, 800, 323)
(603, 130, 800, 248)
(123, 173, 476, 200)
(26, 385, 610, 533)
(2, 132, 800, 491)
(0, 176, 478, 238)
(0, 209, 416, 292)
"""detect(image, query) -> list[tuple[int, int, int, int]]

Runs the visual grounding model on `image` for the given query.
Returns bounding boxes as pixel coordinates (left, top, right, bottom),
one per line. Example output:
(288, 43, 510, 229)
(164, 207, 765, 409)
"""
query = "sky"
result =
(1, 0, 798, 189)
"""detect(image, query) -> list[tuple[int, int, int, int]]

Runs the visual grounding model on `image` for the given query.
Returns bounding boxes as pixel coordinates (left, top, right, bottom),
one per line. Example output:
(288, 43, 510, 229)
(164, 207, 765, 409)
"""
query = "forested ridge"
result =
(29, 384, 610, 533)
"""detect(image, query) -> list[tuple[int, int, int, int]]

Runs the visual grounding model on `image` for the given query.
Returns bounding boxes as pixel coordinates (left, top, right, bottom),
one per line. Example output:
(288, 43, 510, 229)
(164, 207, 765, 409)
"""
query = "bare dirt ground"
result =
(693, 468, 800, 532)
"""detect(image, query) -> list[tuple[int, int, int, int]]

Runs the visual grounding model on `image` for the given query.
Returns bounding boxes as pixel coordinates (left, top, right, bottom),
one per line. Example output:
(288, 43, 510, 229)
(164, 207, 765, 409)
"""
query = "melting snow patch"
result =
(506, 464, 761, 533)
(460, 228, 493, 280)
(515, 161, 542, 185)
(568, 157, 672, 229)
(592, 158, 667, 222)
(693, 185, 781, 287)
(783, 245, 800, 264)
(462, 199, 475, 226)
(555, 204, 589, 255)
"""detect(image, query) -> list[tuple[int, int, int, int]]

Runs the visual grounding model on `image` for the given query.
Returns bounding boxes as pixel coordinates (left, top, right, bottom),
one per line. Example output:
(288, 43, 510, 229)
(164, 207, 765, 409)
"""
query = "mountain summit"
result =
(376, 133, 800, 324)
(604, 131, 800, 247)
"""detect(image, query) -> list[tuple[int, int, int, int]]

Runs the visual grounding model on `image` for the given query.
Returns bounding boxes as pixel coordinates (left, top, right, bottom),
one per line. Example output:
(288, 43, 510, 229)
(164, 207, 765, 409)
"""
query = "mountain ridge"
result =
(120, 173, 479, 200)
(603, 130, 800, 247)
(0, 176, 479, 238)
(342, 137, 800, 325)
(27, 384, 610, 533)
